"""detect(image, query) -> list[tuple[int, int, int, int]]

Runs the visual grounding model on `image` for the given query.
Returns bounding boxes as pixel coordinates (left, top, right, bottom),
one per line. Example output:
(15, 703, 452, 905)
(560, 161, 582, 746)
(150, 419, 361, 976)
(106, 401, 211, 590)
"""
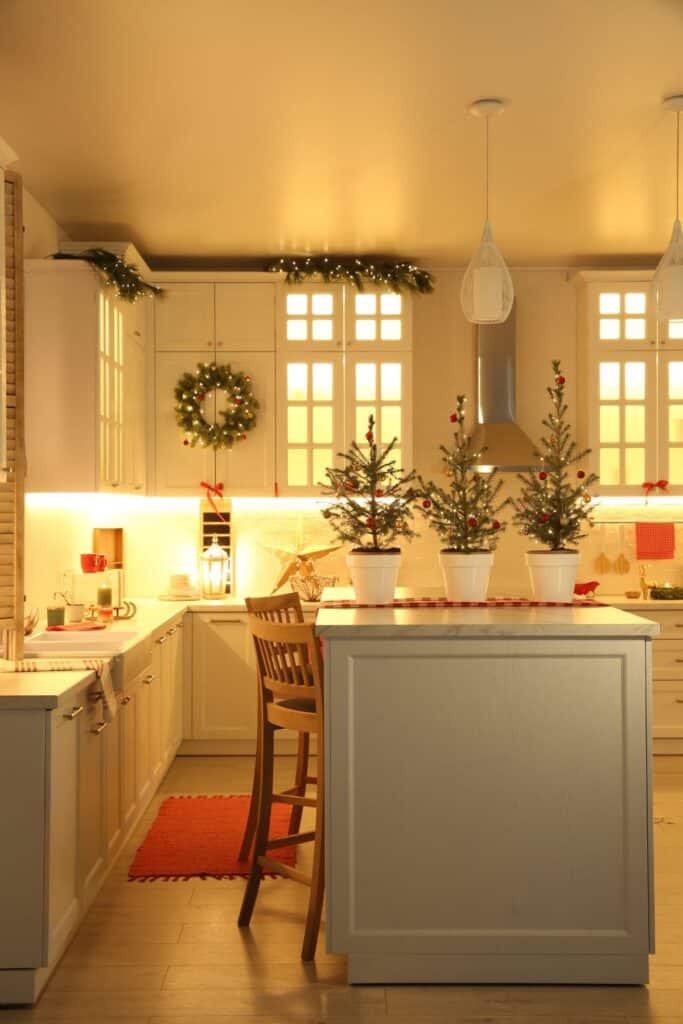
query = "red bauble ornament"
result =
(539, 471, 547, 481)
(344, 480, 355, 491)
(467, 516, 478, 527)
(322, 509, 332, 519)
(540, 513, 551, 523)
(449, 412, 459, 423)
(365, 431, 374, 442)
(577, 470, 586, 479)
(422, 499, 432, 509)
(197, 392, 205, 401)
(492, 520, 501, 530)
(555, 375, 566, 385)
(375, 489, 384, 497)
(240, 433, 247, 440)
(183, 439, 190, 446)
(366, 517, 376, 528)
(234, 398, 242, 405)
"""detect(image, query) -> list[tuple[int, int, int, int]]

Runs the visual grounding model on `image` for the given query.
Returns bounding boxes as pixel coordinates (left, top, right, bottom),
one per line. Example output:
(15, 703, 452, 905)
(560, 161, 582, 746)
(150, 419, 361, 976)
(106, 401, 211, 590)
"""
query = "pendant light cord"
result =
(485, 115, 490, 221)
(677, 110, 680, 221)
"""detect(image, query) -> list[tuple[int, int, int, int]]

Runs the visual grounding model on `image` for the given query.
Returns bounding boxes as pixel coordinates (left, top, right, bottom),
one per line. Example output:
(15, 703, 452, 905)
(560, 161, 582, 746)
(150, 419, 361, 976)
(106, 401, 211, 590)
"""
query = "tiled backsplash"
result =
(24, 493, 683, 612)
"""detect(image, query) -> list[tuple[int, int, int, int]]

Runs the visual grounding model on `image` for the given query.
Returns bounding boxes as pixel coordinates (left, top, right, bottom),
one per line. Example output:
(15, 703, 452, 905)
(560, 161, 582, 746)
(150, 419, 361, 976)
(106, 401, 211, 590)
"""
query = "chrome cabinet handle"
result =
(92, 721, 109, 735)
(167, 626, 177, 636)
(143, 674, 155, 684)
(111, 481, 120, 487)
(157, 635, 167, 645)
(63, 705, 84, 720)
(209, 618, 246, 624)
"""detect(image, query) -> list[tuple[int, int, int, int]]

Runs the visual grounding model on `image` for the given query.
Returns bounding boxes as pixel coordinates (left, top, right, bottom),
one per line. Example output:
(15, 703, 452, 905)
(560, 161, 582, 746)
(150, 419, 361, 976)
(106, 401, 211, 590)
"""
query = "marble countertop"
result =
(316, 600, 660, 639)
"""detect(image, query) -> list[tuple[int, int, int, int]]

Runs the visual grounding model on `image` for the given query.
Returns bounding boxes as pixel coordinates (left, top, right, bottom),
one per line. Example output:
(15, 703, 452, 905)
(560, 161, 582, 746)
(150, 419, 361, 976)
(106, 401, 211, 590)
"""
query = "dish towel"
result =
(7, 657, 118, 721)
(635, 522, 676, 560)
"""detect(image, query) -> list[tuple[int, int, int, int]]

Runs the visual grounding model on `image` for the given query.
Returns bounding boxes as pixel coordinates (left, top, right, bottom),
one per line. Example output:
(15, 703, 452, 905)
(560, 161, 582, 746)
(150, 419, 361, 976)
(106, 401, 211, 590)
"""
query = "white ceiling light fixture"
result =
(460, 98, 514, 325)
(653, 94, 683, 320)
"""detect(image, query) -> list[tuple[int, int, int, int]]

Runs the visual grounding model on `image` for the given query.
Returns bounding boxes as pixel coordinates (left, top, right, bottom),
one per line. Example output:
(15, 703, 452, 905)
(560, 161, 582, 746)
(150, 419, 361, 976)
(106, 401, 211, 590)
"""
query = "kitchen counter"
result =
(319, 601, 655, 985)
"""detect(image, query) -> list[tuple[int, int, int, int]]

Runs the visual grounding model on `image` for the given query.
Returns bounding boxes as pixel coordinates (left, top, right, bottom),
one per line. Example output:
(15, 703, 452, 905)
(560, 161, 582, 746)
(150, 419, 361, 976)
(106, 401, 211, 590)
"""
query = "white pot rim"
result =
(439, 550, 494, 563)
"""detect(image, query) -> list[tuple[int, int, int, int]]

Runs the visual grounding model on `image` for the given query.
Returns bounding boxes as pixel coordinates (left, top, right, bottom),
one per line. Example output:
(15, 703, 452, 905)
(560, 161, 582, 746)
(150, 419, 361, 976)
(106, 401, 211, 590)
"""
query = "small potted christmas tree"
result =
(418, 395, 509, 601)
(511, 360, 598, 601)
(320, 415, 419, 603)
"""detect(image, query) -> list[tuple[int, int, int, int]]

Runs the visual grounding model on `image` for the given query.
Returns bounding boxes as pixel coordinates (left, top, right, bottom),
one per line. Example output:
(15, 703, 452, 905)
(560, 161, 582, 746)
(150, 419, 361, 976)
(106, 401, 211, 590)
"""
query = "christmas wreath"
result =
(174, 362, 259, 450)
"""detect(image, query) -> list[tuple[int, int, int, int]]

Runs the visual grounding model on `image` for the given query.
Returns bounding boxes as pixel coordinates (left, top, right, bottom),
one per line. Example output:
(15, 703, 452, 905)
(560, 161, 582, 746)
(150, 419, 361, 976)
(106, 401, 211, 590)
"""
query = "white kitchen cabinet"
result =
(578, 271, 683, 495)
(154, 282, 214, 351)
(154, 350, 275, 496)
(215, 283, 275, 351)
(25, 260, 151, 493)
(157, 619, 184, 764)
(119, 689, 137, 835)
(190, 612, 257, 743)
(77, 695, 106, 908)
(103, 704, 123, 863)
(47, 704, 80, 963)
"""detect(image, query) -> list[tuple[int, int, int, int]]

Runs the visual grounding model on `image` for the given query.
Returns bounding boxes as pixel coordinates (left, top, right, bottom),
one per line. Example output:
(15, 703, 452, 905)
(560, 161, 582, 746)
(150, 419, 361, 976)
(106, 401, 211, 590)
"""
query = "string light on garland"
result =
(267, 255, 435, 294)
(51, 248, 163, 303)
(174, 363, 259, 450)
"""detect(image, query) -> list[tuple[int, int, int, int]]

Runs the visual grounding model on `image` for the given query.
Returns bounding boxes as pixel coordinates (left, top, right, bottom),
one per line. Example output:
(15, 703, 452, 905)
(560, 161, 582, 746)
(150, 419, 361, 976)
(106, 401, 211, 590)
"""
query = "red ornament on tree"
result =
(375, 489, 384, 497)
(183, 439, 190, 446)
(365, 431, 374, 442)
(449, 412, 459, 423)
(467, 516, 478, 527)
(240, 433, 247, 440)
(540, 513, 551, 523)
(492, 519, 501, 530)
(539, 471, 547, 480)
(197, 392, 205, 401)
(422, 499, 432, 509)
(577, 470, 586, 479)
(366, 517, 376, 528)
(555, 374, 566, 385)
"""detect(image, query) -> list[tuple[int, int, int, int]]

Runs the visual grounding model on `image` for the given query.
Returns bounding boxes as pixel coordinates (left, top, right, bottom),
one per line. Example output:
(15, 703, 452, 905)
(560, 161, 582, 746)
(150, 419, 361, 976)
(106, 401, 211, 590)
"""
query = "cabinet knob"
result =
(217, 341, 223, 348)
(134, 330, 141, 337)
(143, 673, 155, 684)
(207, 341, 213, 348)
(111, 481, 120, 488)
(63, 705, 84, 720)
(120, 695, 132, 706)
(92, 721, 109, 735)
(156, 635, 167, 645)
(167, 626, 177, 636)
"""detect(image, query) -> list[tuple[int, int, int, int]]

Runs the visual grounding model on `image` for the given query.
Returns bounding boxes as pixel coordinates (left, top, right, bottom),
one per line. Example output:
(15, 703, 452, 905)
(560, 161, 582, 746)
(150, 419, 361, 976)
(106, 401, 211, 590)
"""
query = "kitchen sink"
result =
(24, 630, 140, 656)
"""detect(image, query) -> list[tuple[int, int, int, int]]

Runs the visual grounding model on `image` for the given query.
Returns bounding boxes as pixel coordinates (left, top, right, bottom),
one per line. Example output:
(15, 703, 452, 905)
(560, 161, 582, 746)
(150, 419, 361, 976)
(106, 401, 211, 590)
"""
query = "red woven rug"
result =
(128, 795, 297, 881)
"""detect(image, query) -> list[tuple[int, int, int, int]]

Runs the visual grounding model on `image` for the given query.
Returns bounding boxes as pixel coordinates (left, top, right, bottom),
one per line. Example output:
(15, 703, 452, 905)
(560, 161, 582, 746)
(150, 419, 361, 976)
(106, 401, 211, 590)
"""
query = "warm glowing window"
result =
(351, 290, 405, 346)
(598, 289, 649, 344)
(596, 358, 650, 488)
(284, 359, 337, 488)
(284, 288, 339, 346)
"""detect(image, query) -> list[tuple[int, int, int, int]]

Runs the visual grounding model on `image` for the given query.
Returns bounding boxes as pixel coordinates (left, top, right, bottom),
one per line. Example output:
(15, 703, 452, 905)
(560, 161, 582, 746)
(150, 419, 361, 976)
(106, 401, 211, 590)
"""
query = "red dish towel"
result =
(635, 522, 676, 560)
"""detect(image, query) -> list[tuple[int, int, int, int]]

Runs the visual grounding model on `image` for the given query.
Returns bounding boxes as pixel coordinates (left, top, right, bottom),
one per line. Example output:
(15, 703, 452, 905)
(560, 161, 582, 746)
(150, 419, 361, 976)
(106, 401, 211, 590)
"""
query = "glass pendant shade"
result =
(652, 218, 683, 319)
(460, 220, 514, 324)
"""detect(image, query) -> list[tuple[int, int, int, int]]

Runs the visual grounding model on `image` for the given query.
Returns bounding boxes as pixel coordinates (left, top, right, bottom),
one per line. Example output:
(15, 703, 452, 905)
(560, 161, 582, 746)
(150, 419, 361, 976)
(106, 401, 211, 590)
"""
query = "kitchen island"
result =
(316, 603, 658, 985)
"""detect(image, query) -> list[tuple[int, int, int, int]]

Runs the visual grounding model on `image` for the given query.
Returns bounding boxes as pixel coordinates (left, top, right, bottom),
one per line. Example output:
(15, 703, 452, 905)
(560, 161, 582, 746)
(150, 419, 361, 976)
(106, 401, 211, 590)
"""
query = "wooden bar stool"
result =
(237, 616, 324, 961)
(238, 594, 316, 861)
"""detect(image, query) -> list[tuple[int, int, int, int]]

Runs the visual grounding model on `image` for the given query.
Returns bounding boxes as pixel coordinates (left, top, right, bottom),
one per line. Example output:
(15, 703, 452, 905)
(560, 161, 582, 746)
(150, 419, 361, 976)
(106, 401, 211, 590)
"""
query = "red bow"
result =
(200, 480, 227, 521)
(642, 479, 669, 496)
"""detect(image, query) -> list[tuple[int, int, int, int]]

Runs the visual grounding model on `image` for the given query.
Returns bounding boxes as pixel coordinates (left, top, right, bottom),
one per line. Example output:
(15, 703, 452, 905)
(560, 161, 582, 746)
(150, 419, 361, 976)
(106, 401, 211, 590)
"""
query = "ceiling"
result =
(1, 0, 682, 267)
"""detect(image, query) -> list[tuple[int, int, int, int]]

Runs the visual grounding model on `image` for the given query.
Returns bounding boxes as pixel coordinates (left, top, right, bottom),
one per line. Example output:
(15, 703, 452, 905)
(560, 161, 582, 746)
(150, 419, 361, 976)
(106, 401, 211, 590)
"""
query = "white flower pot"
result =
(526, 550, 579, 602)
(346, 550, 401, 604)
(439, 550, 493, 602)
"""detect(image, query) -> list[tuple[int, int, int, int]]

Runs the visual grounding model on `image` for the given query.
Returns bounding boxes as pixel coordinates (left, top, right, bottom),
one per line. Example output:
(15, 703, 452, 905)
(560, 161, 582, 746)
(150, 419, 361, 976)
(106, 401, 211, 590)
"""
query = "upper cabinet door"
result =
(215, 284, 276, 352)
(345, 288, 412, 353)
(154, 284, 215, 352)
(588, 283, 655, 352)
(276, 284, 343, 352)
(154, 351, 215, 495)
(214, 351, 276, 496)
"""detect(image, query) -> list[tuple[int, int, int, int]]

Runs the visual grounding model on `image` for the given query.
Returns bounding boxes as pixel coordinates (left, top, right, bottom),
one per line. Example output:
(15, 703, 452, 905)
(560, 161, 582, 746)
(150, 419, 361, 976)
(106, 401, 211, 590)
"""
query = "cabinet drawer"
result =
(636, 609, 683, 637)
(652, 639, 683, 679)
(653, 689, 683, 738)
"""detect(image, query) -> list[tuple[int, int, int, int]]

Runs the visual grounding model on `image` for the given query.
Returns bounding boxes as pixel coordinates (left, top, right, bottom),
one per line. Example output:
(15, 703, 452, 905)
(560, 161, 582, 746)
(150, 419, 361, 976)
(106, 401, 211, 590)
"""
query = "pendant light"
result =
(460, 98, 514, 325)
(653, 95, 683, 320)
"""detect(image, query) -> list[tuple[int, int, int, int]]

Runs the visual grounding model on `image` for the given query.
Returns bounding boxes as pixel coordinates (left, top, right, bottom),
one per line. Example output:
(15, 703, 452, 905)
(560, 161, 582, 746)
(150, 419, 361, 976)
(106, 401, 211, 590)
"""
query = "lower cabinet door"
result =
(147, 658, 163, 784)
(653, 686, 683, 738)
(77, 701, 106, 905)
(102, 711, 122, 862)
(48, 705, 80, 963)
(119, 691, 137, 834)
(191, 614, 257, 742)
(134, 674, 152, 807)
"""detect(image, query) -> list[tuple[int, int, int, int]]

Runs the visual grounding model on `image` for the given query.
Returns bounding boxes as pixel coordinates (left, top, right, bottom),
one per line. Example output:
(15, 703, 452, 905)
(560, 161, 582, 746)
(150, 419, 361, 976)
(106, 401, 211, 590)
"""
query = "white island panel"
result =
(319, 607, 655, 984)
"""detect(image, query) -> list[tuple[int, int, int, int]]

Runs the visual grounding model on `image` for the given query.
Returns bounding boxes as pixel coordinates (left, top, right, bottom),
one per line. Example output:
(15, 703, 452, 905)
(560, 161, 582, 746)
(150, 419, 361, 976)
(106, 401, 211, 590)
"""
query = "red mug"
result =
(80, 553, 107, 573)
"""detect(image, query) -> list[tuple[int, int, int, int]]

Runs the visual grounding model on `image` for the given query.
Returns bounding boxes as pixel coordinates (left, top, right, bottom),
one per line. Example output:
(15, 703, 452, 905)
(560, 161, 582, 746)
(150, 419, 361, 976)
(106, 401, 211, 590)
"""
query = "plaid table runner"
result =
(320, 597, 604, 609)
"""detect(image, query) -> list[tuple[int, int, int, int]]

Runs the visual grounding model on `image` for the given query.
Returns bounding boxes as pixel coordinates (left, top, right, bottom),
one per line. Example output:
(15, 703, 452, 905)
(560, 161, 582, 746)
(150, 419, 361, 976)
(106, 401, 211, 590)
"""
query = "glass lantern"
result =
(200, 535, 229, 599)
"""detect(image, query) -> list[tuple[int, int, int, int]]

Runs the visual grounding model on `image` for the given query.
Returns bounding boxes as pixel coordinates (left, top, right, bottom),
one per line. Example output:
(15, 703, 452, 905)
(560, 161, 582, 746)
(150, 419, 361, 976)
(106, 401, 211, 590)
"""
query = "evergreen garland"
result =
(512, 360, 598, 550)
(267, 255, 435, 294)
(52, 248, 163, 303)
(418, 396, 509, 551)
(174, 362, 259, 450)
(320, 415, 420, 550)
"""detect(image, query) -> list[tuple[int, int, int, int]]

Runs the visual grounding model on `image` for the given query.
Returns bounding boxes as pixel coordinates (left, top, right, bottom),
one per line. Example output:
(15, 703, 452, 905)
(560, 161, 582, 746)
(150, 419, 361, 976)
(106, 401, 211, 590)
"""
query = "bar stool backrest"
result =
(247, 616, 324, 714)
(245, 593, 304, 623)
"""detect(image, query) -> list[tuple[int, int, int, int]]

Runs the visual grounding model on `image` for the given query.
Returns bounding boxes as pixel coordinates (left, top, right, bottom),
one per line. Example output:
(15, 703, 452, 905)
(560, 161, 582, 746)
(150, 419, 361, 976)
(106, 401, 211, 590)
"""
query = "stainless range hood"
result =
(470, 305, 540, 471)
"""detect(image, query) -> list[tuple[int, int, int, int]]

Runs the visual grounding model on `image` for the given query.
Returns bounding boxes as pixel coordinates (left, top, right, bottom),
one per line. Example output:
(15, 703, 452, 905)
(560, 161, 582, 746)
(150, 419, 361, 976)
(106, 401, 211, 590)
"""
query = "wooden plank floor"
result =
(3, 754, 683, 1022)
